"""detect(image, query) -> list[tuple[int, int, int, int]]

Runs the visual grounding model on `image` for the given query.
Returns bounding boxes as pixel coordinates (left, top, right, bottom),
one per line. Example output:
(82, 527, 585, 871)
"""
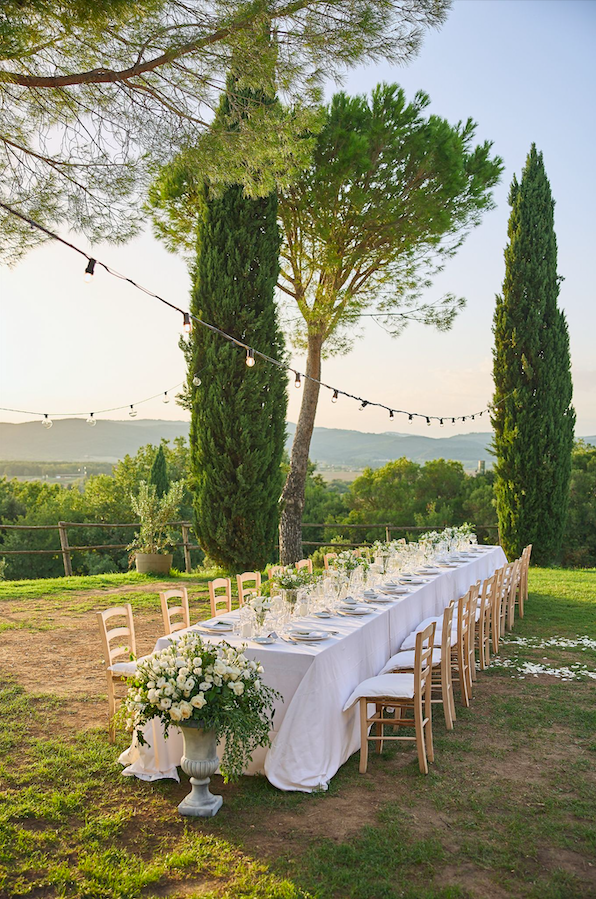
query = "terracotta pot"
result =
(134, 552, 173, 574)
(177, 723, 223, 817)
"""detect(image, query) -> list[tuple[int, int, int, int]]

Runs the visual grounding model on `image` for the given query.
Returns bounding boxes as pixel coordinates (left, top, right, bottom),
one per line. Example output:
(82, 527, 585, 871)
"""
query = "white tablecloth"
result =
(120, 546, 506, 791)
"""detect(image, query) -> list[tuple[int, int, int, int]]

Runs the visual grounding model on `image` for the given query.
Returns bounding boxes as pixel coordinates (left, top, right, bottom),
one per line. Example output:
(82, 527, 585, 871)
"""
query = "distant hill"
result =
(0, 419, 592, 470)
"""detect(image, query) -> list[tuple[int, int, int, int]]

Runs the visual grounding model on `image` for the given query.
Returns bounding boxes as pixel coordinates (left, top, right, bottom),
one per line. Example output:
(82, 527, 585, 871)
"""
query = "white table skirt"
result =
(120, 546, 506, 790)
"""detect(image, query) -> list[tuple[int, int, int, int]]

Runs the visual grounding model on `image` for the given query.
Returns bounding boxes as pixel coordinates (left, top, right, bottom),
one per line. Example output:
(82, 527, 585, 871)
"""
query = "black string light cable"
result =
(0, 201, 507, 426)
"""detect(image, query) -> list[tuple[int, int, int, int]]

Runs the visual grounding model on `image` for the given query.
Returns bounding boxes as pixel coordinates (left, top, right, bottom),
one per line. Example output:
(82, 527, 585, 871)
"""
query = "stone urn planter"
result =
(177, 722, 223, 817)
(134, 552, 173, 575)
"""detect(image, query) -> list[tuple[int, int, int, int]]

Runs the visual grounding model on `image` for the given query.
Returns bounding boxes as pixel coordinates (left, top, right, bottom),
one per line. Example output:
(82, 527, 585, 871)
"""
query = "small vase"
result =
(177, 722, 223, 818)
(281, 588, 299, 615)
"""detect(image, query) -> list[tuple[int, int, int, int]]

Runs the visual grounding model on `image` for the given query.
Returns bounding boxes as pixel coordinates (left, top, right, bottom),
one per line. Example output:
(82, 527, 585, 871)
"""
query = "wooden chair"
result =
(97, 603, 139, 743)
(519, 544, 532, 616)
(502, 558, 521, 633)
(490, 565, 506, 653)
(344, 622, 436, 775)
(295, 558, 313, 574)
(208, 577, 232, 617)
(448, 588, 475, 708)
(323, 552, 337, 571)
(236, 571, 261, 606)
(381, 602, 456, 731)
(268, 565, 285, 579)
(160, 588, 190, 636)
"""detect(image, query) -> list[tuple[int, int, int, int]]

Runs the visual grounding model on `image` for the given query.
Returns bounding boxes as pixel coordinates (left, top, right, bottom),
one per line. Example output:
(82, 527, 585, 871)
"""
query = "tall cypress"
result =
(188, 83, 287, 571)
(149, 444, 169, 498)
(492, 145, 575, 564)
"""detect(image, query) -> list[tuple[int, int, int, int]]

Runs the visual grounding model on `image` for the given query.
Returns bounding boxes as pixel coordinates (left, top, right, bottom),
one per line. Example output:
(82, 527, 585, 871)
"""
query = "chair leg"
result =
(440, 663, 454, 730)
(457, 649, 469, 707)
(414, 692, 428, 775)
(424, 682, 434, 764)
(107, 673, 116, 744)
(375, 702, 383, 754)
(359, 699, 369, 774)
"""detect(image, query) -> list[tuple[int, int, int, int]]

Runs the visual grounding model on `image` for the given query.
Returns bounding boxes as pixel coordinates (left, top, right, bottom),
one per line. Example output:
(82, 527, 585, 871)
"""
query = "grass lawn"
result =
(0, 567, 594, 898)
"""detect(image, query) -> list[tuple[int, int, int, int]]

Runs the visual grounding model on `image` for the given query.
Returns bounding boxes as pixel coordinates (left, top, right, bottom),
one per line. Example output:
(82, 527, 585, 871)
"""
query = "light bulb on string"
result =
(389, 410, 394, 421)
(246, 348, 255, 367)
(359, 401, 368, 411)
(426, 417, 431, 427)
(42, 414, 53, 429)
(182, 312, 191, 334)
(294, 372, 301, 389)
(440, 419, 444, 427)
(471, 415, 475, 421)
(408, 414, 413, 424)
(129, 405, 137, 418)
(86, 413, 96, 427)
(452, 418, 456, 425)
(84, 258, 96, 282)
(163, 392, 170, 404)
(193, 374, 202, 387)
(331, 389, 338, 404)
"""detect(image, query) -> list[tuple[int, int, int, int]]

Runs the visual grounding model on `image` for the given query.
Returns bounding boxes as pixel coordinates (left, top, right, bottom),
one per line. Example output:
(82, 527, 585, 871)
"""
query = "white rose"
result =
(230, 681, 245, 696)
(184, 678, 195, 692)
(156, 677, 167, 688)
(193, 667, 202, 676)
(192, 657, 202, 667)
(191, 693, 206, 709)
(163, 684, 174, 697)
(213, 660, 227, 676)
(179, 701, 193, 719)
(204, 674, 213, 684)
(199, 681, 210, 691)
(213, 675, 222, 687)
(169, 705, 183, 721)
(147, 689, 158, 703)
(178, 667, 189, 678)
(159, 698, 172, 710)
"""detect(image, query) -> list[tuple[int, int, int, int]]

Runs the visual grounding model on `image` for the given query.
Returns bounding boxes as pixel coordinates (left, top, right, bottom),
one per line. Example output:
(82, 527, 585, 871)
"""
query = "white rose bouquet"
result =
(272, 567, 313, 590)
(122, 632, 279, 781)
(331, 550, 370, 574)
(247, 595, 271, 630)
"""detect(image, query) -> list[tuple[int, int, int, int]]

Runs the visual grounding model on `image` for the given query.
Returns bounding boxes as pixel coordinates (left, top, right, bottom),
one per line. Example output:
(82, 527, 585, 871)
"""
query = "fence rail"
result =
(0, 519, 499, 577)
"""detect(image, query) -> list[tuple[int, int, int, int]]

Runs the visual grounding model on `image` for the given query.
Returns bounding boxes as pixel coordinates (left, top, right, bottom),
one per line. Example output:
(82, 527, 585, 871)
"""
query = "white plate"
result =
(252, 635, 276, 644)
(198, 620, 234, 632)
(399, 578, 425, 585)
(418, 568, 441, 575)
(338, 606, 372, 616)
(366, 595, 393, 604)
(382, 586, 411, 594)
(288, 630, 328, 642)
(313, 611, 333, 619)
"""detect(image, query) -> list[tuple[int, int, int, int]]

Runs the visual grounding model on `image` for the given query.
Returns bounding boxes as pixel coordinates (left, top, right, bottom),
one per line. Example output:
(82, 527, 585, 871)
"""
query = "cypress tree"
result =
(492, 144, 575, 564)
(187, 83, 287, 571)
(149, 444, 169, 498)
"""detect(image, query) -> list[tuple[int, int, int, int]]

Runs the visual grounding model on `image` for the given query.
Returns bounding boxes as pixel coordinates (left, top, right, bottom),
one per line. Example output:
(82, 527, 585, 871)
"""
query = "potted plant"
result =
(128, 480, 184, 574)
(122, 632, 278, 816)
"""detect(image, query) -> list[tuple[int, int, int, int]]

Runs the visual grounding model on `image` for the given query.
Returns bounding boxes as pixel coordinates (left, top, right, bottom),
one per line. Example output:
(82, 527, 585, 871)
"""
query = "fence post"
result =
(385, 526, 391, 542)
(181, 524, 192, 574)
(57, 521, 72, 576)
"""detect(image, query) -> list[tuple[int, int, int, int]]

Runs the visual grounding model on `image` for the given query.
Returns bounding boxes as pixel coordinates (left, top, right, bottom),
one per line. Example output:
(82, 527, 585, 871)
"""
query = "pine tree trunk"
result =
(279, 331, 323, 564)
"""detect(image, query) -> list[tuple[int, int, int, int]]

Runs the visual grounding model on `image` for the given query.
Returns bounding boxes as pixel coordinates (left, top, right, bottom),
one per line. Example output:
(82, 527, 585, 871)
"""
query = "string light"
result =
(84, 258, 96, 282)
(359, 401, 368, 411)
(42, 414, 53, 429)
(440, 418, 444, 427)
(408, 414, 413, 423)
(162, 392, 170, 404)
(0, 201, 510, 429)
(86, 413, 96, 427)
(192, 374, 202, 386)
(245, 348, 255, 367)
(389, 410, 394, 420)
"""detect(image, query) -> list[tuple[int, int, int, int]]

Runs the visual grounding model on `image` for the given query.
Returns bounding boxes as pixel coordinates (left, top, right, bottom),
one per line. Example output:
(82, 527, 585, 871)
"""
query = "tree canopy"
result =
(0, 0, 450, 260)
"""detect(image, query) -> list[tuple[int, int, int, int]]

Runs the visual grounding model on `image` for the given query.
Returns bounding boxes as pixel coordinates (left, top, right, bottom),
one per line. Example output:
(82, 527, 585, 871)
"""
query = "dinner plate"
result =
(382, 586, 411, 594)
(365, 594, 394, 604)
(416, 568, 440, 575)
(198, 620, 234, 632)
(252, 635, 277, 644)
(288, 630, 328, 642)
(338, 606, 372, 616)
(313, 610, 333, 619)
(399, 578, 425, 585)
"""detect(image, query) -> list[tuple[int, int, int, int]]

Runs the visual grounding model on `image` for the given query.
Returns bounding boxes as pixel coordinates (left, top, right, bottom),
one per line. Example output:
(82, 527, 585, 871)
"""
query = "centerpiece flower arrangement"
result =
(330, 550, 370, 574)
(122, 632, 278, 783)
(246, 594, 271, 631)
(268, 567, 314, 611)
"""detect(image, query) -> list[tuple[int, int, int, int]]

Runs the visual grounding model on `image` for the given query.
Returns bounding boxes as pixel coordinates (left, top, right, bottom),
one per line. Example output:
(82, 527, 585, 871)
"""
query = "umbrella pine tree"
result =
(492, 144, 575, 564)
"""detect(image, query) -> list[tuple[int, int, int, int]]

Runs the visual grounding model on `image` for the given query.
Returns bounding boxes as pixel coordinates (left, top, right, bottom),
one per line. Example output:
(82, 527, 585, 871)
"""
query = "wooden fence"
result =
(0, 520, 499, 576)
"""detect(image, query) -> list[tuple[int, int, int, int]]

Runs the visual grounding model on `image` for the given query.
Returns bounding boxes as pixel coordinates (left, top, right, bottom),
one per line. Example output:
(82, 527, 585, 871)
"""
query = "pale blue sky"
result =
(1, 0, 595, 436)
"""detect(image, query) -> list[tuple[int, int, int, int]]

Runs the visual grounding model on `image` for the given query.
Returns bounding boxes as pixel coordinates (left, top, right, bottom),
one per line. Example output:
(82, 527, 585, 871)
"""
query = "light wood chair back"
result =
(468, 582, 480, 683)
(451, 588, 472, 708)
(96, 603, 137, 742)
(476, 572, 496, 671)
(323, 552, 338, 570)
(491, 565, 506, 652)
(358, 621, 435, 776)
(236, 571, 262, 606)
(208, 577, 232, 617)
(160, 588, 190, 636)
(268, 565, 285, 579)
(505, 558, 521, 631)
(295, 558, 313, 574)
(520, 544, 532, 612)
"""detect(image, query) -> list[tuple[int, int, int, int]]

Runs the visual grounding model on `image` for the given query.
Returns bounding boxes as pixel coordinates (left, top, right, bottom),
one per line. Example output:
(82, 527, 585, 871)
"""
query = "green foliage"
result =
(187, 78, 288, 572)
(492, 145, 575, 564)
(279, 82, 504, 354)
(1, 1, 450, 260)
(128, 480, 184, 556)
(560, 442, 596, 567)
(149, 443, 169, 498)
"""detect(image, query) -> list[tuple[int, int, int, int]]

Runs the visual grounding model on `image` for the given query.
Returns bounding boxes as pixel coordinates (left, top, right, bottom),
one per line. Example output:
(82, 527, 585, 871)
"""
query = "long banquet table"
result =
(120, 545, 507, 791)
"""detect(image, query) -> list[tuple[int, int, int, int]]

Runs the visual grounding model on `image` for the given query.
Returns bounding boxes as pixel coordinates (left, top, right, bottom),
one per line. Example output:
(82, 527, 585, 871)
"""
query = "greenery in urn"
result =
(122, 632, 278, 781)
(127, 480, 184, 558)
